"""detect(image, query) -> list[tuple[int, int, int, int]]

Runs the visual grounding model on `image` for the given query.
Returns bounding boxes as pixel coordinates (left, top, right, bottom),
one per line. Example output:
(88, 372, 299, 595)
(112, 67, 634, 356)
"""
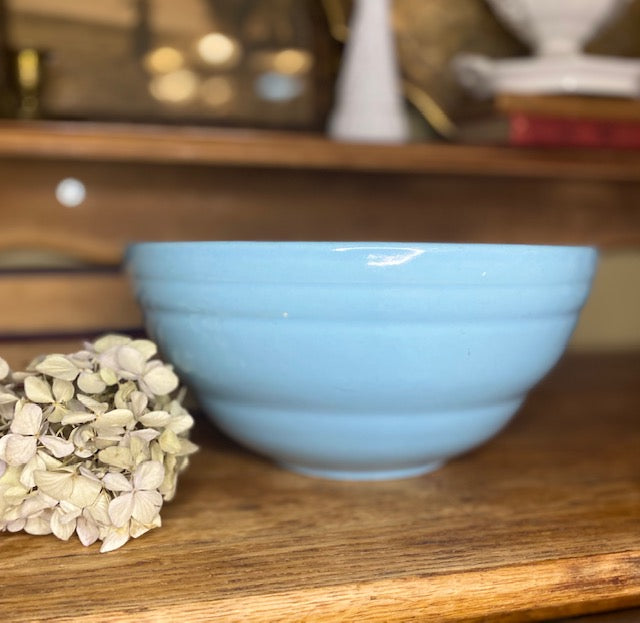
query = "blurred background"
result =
(0, 0, 639, 361)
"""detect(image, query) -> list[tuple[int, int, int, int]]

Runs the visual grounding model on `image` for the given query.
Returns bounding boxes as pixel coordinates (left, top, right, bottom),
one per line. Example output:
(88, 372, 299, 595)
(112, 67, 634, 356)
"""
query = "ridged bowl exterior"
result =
(127, 242, 598, 480)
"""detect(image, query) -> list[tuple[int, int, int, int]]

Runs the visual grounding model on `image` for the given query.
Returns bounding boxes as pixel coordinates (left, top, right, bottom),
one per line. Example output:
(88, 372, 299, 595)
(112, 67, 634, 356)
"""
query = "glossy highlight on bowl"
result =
(127, 241, 598, 480)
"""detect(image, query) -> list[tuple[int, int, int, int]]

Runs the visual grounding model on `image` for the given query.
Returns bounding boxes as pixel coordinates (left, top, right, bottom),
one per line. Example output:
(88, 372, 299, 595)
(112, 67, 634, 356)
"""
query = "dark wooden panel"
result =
(0, 271, 141, 333)
(1, 156, 639, 265)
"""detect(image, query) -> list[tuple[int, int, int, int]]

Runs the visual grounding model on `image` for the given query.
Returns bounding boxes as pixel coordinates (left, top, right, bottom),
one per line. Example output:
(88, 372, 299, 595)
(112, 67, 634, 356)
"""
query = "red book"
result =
(509, 113, 640, 149)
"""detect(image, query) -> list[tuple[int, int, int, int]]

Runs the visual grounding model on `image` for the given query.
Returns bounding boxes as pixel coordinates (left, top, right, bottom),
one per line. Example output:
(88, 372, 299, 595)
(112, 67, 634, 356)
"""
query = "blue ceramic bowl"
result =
(127, 242, 597, 480)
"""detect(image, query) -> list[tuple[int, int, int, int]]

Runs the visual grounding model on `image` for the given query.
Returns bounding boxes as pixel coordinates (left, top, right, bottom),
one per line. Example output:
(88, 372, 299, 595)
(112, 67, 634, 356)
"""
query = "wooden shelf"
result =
(1, 119, 640, 263)
(2, 120, 640, 181)
(2, 351, 639, 622)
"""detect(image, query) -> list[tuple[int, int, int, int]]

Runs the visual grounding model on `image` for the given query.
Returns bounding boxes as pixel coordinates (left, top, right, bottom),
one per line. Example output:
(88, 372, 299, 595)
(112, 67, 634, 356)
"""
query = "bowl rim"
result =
(126, 241, 598, 287)
(126, 240, 597, 252)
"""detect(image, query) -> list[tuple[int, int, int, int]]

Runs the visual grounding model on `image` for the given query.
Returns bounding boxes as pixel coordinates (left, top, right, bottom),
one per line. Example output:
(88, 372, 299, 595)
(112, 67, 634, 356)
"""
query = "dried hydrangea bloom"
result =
(0, 334, 197, 552)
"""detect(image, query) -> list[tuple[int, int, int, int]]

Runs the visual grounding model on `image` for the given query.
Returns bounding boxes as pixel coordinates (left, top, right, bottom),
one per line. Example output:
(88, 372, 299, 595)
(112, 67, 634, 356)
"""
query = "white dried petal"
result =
(138, 411, 171, 428)
(1, 434, 37, 466)
(51, 510, 77, 541)
(131, 490, 162, 525)
(79, 466, 101, 482)
(97, 409, 134, 428)
(34, 470, 73, 501)
(99, 525, 130, 553)
(74, 448, 94, 459)
(134, 460, 165, 491)
(102, 472, 132, 493)
(164, 453, 177, 473)
(59, 500, 82, 517)
(77, 372, 107, 395)
(114, 387, 131, 410)
(6, 518, 26, 532)
(98, 446, 133, 470)
(178, 438, 199, 457)
(37, 450, 63, 471)
(149, 441, 164, 464)
(20, 491, 56, 517)
(166, 413, 195, 435)
(108, 492, 135, 527)
(143, 366, 178, 396)
(77, 394, 108, 414)
(130, 429, 160, 443)
(158, 429, 181, 455)
(0, 391, 17, 405)
(94, 436, 122, 451)
(35, 355, 79, 381)
(0, 356, 10, 380)
(68, 475, 102, 509)
(24, 512, 53, 535)
(130, 391, 148, 417)
(0, 464, 25, 487)
(128, 436, 149, 464)
(76, 515, 99, 546)
(99, 367, 119, 386)
(69, 350, 95, 370)
(70, 424, 95, 451)
(0, 459, 6, 478)
(169, 390, 187, 412)
(159, 477, 177, 501)
(11, 370, 35, 383)
(40, 435, 75, 458)
(10, 402, 42, 436)
(52, 378, 74, 403)
(86, 491, 110, 525)
(93, 334, 131, 353)
(130, 339, 157, 360)
(130, 514, 161, 539)
(117, 346, 146, 376)
(61, 411, 95, 426)
(24, 376, 54, 403)
(19, 453, 45, 488)
(43, 405, 63, 424)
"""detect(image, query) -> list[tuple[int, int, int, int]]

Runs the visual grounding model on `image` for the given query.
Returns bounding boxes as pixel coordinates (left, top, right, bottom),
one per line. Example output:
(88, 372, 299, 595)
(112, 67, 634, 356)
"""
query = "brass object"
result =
(14, 47, 43, 118)
(402, 80, 456, 138)
(321, 0, 349, 43)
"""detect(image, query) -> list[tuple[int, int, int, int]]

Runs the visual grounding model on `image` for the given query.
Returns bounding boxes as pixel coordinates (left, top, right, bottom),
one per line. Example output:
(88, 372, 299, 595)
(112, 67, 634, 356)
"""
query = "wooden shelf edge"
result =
(1, 120, 640, 181)
(40, 549, 640, 623)
(201, 551, 640, 622)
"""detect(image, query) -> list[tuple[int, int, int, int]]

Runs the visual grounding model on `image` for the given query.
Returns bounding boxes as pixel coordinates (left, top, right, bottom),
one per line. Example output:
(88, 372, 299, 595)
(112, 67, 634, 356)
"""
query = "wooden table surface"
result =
(1, 352, 639, 622)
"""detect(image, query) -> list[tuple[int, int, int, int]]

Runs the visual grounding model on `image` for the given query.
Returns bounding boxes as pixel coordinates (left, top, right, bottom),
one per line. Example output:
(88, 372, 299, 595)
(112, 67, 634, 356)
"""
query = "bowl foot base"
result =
(278, 460, 444, 481)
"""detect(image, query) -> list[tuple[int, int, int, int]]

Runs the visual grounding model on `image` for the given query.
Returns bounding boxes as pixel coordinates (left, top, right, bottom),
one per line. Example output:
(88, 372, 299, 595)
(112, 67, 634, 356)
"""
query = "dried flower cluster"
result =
(0, 335, 197, 553)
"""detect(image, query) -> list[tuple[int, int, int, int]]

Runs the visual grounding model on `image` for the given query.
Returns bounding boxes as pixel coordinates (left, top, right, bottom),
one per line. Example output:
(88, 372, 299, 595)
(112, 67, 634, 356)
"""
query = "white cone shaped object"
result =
(328, 0, 410, 143)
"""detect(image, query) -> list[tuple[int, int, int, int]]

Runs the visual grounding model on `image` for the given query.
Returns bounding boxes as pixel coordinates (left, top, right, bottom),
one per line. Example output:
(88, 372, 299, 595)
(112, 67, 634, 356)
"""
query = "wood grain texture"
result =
(0, 271, 141, 334)
(555, 608, 640, 622)
(2, 154, 640, 268)
(0, 352, 639, 622)
(0, 336, 110, 370)
(2, 120, 640, 181)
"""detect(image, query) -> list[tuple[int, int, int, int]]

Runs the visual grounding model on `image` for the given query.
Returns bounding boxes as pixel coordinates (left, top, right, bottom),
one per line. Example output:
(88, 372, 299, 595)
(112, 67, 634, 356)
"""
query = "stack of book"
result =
(496, 93, 640, 148)
(457, 93, 640, 149)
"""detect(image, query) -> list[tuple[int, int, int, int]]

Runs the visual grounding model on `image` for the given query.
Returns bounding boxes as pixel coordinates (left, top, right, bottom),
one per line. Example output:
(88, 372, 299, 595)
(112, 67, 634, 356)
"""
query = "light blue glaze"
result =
(127, 242, 598, 480)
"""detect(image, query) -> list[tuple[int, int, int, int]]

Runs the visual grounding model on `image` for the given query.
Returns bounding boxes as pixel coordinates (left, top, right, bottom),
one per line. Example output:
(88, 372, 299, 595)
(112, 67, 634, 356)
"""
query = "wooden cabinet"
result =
(1, 121, 640, 266)
(0, 121, 638, 621)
